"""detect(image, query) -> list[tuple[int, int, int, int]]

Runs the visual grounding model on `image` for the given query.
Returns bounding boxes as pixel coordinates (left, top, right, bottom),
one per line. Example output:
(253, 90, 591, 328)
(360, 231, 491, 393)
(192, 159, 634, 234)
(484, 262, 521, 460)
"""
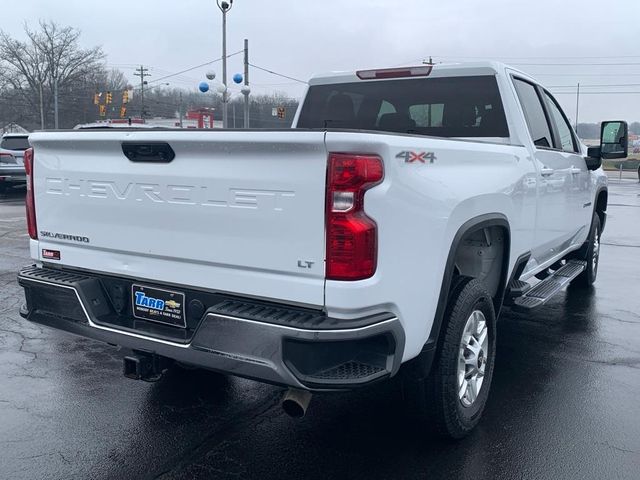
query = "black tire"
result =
(404, 277, 496, 439)
(572, 212, 601, 287)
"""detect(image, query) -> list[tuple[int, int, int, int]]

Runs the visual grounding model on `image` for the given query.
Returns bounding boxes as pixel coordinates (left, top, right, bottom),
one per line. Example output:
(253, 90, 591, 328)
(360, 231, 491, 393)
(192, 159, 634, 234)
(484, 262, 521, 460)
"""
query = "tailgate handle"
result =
(122, 142, 175, 163)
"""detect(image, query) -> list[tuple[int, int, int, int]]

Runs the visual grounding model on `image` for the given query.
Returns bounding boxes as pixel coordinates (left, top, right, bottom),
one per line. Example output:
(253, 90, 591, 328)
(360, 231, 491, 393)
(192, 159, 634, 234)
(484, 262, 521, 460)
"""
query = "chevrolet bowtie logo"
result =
(165, 300, 181, 309)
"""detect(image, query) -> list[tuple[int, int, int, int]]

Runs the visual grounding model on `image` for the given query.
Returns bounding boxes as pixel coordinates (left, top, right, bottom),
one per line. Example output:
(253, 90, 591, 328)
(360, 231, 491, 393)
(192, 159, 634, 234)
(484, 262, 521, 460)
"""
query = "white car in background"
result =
(0, 133, 30, 193)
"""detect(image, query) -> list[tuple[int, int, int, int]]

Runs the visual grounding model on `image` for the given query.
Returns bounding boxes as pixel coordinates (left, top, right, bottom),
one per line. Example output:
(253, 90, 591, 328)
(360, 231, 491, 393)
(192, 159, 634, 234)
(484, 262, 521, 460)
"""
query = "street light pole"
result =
(243, 38, 250, 128)
(217, 0, 233, 129)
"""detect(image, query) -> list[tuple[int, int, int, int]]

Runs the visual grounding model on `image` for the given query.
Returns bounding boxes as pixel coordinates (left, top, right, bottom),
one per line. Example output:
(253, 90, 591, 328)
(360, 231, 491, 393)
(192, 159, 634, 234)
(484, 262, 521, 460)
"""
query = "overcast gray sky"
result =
(4, 0, 640, 123)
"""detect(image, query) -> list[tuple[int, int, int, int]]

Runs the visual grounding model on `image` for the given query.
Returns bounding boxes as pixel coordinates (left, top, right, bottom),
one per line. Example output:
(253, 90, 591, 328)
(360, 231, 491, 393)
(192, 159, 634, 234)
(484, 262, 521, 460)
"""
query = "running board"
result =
(512, 260, 587, 311)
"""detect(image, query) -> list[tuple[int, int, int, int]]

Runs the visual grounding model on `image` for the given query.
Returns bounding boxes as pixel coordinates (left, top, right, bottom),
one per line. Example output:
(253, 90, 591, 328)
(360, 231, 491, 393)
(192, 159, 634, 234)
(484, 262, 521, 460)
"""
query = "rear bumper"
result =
(18, 265, 405, 391)
(0, 166, 25, 183)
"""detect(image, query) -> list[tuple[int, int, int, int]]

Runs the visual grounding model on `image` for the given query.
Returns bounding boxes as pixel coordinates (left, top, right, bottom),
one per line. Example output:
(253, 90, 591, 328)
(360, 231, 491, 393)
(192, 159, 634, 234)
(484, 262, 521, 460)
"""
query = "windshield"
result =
(0, 136, 30, 151)
(297, 75, 509, 138)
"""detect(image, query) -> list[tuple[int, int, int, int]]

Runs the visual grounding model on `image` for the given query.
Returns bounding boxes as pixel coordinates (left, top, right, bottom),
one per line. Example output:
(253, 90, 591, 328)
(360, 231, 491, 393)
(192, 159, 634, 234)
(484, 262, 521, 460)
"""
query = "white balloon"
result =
(241, 86, 251, 95)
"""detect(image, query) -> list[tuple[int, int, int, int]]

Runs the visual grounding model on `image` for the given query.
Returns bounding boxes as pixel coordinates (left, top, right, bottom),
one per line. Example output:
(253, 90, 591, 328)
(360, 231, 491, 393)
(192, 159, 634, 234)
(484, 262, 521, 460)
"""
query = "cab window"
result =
(298, 76, 510, 138)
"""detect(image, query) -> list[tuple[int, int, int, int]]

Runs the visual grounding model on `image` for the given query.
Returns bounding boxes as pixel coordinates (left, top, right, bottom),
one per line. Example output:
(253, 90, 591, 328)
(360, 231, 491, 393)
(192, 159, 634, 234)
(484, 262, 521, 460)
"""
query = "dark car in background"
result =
(0, 133, 30, 193)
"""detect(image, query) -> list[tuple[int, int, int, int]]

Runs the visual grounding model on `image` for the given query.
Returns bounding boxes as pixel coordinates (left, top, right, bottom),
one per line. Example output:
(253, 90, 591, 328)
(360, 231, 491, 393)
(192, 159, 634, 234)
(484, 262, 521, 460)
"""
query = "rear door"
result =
(512, 77, 580, 267)
(29, 130, 329, 306)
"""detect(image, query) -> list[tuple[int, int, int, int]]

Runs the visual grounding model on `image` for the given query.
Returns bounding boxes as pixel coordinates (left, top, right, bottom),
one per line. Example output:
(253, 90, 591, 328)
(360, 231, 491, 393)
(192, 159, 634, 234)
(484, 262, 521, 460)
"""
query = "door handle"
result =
(540, 167, 554, 177)
(570, 166, 581, 175)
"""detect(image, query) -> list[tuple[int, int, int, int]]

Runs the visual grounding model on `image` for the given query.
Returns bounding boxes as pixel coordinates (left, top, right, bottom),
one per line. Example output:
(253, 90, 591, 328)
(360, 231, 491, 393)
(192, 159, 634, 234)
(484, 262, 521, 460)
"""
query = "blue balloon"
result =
(198, 81, 210, 93)
(233, 73, 243, 84)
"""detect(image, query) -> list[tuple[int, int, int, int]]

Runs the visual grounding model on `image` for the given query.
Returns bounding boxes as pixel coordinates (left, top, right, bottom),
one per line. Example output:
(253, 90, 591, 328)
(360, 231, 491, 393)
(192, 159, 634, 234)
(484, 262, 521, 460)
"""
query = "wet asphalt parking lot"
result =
(1, 172, 639, 480)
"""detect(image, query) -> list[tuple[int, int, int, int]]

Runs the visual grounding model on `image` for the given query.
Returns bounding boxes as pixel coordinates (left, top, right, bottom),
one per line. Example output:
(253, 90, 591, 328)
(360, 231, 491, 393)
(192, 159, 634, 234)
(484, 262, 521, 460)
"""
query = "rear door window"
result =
(512, 78, 553, 148)
(297, 76, 509, 138)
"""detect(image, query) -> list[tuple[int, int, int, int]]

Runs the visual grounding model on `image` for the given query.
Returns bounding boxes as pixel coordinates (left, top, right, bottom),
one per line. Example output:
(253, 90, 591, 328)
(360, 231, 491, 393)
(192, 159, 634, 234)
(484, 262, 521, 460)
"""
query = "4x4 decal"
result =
(396, 151, 436, 164)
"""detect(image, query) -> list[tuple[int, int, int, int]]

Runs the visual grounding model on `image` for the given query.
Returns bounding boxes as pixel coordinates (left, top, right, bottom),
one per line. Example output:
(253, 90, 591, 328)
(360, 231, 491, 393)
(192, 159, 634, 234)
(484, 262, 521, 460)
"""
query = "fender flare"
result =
(404, 214, 511, 377)
(594, 186, 608, 233)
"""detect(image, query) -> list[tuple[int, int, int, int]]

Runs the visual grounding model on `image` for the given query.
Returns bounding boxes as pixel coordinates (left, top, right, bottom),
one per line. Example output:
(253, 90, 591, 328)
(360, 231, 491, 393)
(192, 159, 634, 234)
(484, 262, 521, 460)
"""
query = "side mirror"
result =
(600, 120, 628, 160)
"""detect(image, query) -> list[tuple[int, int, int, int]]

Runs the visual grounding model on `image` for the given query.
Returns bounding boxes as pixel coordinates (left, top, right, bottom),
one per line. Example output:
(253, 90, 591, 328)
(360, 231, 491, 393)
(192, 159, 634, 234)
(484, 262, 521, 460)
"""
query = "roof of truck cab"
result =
(308, 61, 538, 86)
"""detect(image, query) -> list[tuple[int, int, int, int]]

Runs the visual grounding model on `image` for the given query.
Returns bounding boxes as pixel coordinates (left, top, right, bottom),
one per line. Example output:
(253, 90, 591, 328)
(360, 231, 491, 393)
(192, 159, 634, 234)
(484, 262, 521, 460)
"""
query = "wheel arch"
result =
(404, 214, 511, 377)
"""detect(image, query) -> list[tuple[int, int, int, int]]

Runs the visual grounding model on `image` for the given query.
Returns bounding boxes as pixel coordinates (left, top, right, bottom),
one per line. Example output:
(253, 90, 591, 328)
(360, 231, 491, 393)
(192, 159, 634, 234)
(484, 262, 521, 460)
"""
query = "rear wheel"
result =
(404, 277, 496, 439)
(572, 212, 601, 287)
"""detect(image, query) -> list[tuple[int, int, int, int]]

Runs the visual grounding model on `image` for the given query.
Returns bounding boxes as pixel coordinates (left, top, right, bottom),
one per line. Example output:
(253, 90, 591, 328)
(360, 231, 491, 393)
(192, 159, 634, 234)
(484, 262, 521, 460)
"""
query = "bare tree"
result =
(106, 68, 129, 92)
(0, 20, 104, 128)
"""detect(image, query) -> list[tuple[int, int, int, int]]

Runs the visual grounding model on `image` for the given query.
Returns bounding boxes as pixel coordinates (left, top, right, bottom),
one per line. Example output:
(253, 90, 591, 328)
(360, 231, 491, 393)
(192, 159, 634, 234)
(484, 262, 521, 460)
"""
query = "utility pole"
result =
(134, 65, 150, 120)
(217, 0, 233, 128)
(179, 91, 184, 128)
(53, 77, 59, 129)
(574, 82, 580, 133)
(243, 38, 250, 128)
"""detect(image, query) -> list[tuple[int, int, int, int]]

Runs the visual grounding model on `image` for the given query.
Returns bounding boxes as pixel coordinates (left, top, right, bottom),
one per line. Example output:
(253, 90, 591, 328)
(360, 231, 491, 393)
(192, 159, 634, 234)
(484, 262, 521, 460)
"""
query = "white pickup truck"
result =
(18, 62, 628, 438)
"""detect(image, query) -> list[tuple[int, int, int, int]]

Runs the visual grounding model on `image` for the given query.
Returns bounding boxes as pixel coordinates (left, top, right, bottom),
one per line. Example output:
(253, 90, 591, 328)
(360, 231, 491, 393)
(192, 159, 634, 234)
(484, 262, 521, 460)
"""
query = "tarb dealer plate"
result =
(131, 284, 186, 328)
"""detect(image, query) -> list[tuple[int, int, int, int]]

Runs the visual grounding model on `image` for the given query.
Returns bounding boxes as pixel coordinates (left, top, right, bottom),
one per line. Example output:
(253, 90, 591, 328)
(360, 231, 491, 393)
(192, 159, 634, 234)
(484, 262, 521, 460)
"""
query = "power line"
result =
(548, 83, 640, 88)
(512, 62, 640, 66)
(248, 63, 306, 83)
(551, 91, 640, 95)
(433, 54, 640, 60)
(534, 73, 640, 76)
(147, 51, 243, 85)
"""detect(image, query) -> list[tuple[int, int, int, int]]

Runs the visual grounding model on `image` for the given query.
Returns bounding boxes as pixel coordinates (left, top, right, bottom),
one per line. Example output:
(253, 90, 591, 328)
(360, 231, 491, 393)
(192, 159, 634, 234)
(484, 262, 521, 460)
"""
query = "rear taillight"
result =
(326, 153, 384, 280)
(24, 147, 37, 240)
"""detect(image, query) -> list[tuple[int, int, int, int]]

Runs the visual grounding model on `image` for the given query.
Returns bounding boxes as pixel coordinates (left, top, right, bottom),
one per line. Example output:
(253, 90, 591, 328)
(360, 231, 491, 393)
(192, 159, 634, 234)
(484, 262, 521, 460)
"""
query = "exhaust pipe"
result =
(281, 388, 312, 418)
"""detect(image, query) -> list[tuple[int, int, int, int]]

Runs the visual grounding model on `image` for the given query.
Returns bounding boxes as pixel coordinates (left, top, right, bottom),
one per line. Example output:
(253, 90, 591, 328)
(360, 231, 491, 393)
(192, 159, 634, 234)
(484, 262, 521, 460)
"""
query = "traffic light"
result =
(93, 93, 100, 105)
(120, 106, 127, 118)
(105, 91, 113, 104)
(122, 90, 129, 104)
(99, 105, 106, 117)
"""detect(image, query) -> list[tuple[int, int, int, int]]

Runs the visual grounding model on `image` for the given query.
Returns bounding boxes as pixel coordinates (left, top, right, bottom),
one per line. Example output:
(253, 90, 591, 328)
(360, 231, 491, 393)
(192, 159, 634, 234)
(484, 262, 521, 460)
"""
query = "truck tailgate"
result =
(29, 130, 328, 306)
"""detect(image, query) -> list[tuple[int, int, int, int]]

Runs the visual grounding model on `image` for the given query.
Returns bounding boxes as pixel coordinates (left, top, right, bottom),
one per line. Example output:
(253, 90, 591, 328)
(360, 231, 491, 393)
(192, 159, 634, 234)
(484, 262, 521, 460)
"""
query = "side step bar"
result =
(512, 260, 587, 311)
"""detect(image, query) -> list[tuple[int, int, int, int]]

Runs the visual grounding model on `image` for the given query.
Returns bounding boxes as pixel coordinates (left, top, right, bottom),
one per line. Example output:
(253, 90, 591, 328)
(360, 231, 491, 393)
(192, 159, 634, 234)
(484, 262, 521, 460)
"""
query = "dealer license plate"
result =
(131, 284, 186, 328)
